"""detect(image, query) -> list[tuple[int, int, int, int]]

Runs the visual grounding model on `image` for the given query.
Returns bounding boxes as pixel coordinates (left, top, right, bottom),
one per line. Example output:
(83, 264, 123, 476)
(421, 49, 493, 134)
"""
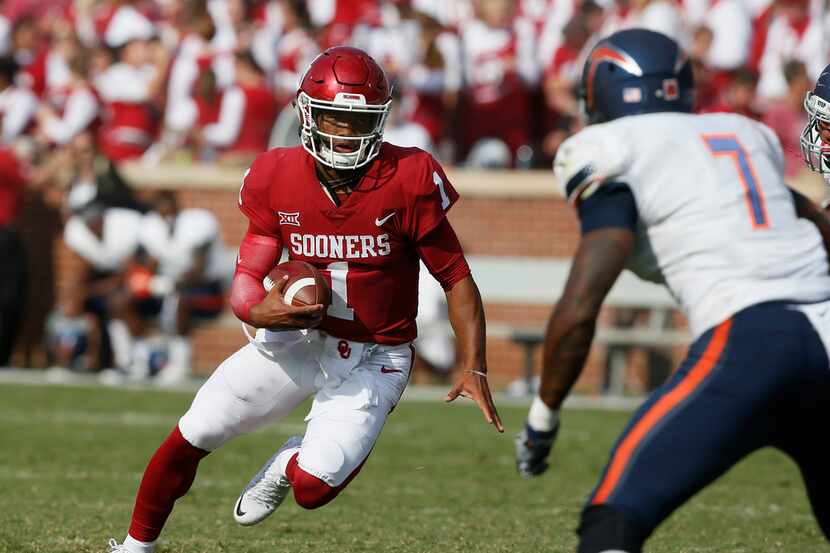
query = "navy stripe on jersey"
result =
(577, 181, 638, 234)
(565, 165, 596, 201)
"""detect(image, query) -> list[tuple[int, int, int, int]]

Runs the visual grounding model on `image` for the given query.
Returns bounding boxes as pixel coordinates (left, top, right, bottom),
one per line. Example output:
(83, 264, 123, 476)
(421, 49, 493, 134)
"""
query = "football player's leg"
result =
(785, 434, 830, 540)
(122, 341, 318, 550)
(578, 316, 785, 553)
(774, 367, 830, 540)
(288, 346, 413, 509)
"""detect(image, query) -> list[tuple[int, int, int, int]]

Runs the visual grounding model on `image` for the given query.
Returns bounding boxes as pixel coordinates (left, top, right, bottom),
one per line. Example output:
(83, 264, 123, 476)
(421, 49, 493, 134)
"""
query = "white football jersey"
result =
(555, 112, 830, 338)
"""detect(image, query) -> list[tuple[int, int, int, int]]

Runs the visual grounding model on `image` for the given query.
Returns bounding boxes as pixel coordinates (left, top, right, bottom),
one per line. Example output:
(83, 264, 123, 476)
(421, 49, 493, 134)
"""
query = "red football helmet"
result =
(296, 47, 392, 170)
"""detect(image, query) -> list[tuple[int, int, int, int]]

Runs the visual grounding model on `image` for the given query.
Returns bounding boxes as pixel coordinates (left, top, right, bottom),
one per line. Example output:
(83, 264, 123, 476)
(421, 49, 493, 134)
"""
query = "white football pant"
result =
(178, 330, 412, 486)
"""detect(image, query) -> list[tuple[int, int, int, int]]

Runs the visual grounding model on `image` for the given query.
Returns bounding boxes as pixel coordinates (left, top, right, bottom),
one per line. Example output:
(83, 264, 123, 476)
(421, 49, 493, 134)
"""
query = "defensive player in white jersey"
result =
(516, 29, 830, 552)
(800, 63, 830, 188)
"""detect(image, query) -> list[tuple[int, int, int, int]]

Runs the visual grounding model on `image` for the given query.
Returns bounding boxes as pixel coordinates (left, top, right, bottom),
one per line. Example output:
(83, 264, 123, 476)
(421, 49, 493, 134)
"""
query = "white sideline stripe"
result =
(0, 409, 307, 434)
(0, 369, 645, 410)
(284, 277, 316, 305)
(0, 468, 266, 490)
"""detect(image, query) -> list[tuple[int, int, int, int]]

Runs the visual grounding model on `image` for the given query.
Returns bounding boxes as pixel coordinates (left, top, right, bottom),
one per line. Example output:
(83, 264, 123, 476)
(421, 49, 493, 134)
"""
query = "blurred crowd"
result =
(0, 0, 824, 171)
(0, 0, 827, 381)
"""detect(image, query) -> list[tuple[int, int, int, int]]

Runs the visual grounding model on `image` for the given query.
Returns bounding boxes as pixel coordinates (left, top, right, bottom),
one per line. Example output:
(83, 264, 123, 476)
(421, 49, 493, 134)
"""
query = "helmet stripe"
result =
(585, 46, 644, 110)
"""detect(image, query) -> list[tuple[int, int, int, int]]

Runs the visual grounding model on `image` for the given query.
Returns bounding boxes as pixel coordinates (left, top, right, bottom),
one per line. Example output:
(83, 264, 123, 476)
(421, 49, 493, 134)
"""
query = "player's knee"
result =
(178, 412, 229, 451)
(291, 469, 338, 509)
(577, 504, 650, 553)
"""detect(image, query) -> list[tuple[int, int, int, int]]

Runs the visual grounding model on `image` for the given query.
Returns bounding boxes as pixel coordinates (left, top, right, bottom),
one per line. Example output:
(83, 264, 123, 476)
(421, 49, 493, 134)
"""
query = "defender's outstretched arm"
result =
(538, 227, 635, 410)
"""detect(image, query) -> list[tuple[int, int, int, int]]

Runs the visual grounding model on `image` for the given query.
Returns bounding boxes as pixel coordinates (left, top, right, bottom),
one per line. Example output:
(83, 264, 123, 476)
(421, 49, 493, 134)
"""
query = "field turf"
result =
(0, 382, 827, 553)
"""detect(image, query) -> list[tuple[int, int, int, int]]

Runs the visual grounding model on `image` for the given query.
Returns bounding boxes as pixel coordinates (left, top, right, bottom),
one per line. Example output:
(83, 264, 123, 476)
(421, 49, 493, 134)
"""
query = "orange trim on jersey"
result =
(590, 318, 733, 505)
(701, 133, 770, 230)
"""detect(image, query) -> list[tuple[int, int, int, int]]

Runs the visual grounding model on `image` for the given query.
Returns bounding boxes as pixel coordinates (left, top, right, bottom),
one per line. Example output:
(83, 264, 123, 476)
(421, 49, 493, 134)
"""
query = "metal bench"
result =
(469, 256, 690, 395)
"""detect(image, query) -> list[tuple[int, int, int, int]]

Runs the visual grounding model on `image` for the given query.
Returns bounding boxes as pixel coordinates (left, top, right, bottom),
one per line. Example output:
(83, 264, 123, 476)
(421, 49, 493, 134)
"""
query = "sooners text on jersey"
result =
(239, 142, 458, 344)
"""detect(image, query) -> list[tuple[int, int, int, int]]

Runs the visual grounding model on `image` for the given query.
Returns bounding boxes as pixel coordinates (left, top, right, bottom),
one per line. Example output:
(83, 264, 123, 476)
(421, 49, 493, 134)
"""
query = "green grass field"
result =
(0, 382, 826, 553)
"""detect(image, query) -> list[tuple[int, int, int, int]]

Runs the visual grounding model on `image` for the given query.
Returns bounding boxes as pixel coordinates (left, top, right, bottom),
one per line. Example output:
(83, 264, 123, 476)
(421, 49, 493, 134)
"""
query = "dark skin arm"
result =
(791, 188, 830, 269)
(248, 276, 325, 330)
(443, 274, 504, 432)
(538, 227, 635, 410)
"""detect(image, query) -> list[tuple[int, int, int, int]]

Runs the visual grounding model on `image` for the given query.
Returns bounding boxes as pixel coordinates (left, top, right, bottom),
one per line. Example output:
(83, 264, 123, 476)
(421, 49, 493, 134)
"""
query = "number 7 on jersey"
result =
(702, 134, 769, 229)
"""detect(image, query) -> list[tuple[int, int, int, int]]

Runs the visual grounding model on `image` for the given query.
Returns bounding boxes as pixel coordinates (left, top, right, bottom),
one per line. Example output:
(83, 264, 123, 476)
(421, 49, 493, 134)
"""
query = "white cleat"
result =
(233, 436, 302, 526)
(106, 538, 129, 552)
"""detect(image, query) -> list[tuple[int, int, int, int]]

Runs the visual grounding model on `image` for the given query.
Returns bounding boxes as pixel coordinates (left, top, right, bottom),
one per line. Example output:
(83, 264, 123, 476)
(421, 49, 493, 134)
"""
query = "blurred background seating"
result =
(1, 0, 827, 394)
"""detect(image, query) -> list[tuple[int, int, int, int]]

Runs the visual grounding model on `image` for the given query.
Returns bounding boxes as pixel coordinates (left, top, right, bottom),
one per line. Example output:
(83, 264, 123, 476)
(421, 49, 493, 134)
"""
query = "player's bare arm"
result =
(791, 188, 830, 267)
(230, 226, 324, 330)
(443, 275, 504, 433)
(537, 227, 634, 410)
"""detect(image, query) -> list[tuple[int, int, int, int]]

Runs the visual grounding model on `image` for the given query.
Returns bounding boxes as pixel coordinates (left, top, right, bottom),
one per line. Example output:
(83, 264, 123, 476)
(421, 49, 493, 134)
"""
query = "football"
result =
(263, 260, 331, 308)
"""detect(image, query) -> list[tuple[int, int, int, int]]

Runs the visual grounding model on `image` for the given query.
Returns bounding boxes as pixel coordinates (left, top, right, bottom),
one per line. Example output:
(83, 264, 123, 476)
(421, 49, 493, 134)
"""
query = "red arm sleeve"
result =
(415, 217, 471, 291)
(230, 222, 281, 324)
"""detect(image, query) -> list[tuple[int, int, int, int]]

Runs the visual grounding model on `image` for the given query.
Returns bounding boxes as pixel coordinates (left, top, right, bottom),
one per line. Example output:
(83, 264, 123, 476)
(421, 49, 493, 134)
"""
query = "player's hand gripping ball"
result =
(263, 260, 331, 308)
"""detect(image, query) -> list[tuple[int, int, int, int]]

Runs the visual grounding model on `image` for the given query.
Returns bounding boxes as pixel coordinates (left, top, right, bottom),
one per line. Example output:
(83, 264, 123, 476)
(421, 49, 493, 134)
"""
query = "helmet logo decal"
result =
(334, 92, 367, 105)
(662, 79, 679, 101)
(585, 45, 644, 109)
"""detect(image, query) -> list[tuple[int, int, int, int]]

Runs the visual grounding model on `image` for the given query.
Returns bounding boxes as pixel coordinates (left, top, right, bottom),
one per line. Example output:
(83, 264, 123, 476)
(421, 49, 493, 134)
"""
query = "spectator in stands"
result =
(544, 15, 589, 121)
(683, 0, 752, 76)
(756, 0, 827, 101)
(269, 0, 319, 110)
(134, 190, 230, 384)
(689, 24, 721, 111)
(67, 131, 145, 211)
(209, 0, 251, 89)
(11, 15, 47, 97)
(383, 85, 435, 153)
(37, 37, 99, 146)
(59, 184, 143, 373)
(161, 0, 217, 143)
(460, 0, 538, 166)
(195, 51, 277, 163)
(189, 68, 223, 160)
(763, 59, 812, 177)
(540, 14, 592, 161)
(637, 0, 686, 45)
(0, 147, 27, 366)
(701, 69, 762, 120)
(94, 34, 166, 161)
(0, 56, 37, 144)
(406, 10, 462, 152)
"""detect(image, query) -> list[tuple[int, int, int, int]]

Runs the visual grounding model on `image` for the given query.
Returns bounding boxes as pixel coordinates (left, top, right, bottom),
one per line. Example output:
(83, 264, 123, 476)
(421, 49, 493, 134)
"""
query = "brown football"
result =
(263, 260, 331, 308)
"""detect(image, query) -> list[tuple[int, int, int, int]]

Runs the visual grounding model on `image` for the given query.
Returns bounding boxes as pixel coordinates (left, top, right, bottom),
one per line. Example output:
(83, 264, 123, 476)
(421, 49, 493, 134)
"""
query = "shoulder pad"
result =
(554, 125, 630, 204)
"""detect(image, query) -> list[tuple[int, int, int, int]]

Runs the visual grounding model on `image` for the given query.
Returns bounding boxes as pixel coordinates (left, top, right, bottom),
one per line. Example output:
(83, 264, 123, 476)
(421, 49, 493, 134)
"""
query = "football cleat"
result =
(106, 538, 129, 552)
(515, 422, 559, 479)
(233, 436, 302, 526)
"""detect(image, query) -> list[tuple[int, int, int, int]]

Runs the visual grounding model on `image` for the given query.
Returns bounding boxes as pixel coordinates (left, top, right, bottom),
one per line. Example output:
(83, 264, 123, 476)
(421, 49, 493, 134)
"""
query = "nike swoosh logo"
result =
(235, 496, 246, 517)
(380, 365, 402, 374)
(237, 253, 242, 265)
(375, 212, 396, 226)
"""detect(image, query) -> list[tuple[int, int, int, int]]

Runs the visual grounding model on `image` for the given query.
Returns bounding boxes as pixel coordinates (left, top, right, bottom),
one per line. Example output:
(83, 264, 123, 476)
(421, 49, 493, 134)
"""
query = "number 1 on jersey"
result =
(702, 134, 769, 229)
(326, 261, 354, 320)
(433, 171, 450, 210)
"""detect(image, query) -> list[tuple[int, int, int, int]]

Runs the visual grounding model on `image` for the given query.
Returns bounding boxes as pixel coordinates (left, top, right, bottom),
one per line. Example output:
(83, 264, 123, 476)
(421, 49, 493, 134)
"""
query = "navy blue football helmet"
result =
(580, 29, 694, 124)
(800, 64, 830, 174)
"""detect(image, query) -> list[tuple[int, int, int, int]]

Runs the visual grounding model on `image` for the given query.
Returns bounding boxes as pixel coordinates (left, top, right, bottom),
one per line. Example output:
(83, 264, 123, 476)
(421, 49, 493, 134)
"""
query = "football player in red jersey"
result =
(106, 47, 502, 553)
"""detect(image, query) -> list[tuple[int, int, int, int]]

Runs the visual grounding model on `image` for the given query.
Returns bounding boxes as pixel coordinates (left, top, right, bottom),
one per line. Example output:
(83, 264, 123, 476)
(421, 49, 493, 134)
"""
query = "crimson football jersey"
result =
(239, 143, 459, 345)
